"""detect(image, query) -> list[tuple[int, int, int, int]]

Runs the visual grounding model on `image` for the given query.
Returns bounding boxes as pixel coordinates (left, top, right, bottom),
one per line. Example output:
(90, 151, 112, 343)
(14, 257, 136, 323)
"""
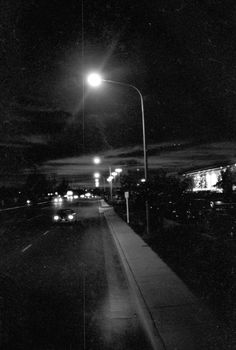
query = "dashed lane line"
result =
(21, 230, 50, 254)
(21, 244, 32, 253)
(27, 214, 44, 222)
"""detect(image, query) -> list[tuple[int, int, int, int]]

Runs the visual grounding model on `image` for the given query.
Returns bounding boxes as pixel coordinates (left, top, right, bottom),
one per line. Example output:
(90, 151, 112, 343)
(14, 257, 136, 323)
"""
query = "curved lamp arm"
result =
(102, 79, 148, 182)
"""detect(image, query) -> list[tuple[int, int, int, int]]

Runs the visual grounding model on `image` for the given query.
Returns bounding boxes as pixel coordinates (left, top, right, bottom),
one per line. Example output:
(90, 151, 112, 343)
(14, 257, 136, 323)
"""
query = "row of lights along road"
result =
(93, 156, 122, 198)
(87, 73, 150, 235)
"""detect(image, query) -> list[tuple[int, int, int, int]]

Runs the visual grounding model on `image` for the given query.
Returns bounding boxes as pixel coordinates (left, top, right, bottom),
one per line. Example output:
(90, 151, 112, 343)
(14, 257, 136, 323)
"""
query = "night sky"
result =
(1, 0, 236, 185)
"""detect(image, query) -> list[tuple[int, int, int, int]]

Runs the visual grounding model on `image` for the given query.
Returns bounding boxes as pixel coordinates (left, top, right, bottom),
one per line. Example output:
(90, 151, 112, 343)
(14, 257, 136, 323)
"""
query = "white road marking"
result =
(0, 201, 50, 212)
(0, 205, 25, 212)
(21, 244, 32, 253)
(43, 230, 49, 236)
(27, 214, 44, 222)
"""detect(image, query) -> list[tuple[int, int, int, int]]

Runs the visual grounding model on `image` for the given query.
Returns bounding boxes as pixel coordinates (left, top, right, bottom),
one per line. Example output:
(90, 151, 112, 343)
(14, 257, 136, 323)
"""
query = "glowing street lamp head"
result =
(94, 172, 100, 179)
(107, 176, 113, 182)
(115, 168, 122, 173)
(93, 156, 101, 164)
(87, 73, 102, 87)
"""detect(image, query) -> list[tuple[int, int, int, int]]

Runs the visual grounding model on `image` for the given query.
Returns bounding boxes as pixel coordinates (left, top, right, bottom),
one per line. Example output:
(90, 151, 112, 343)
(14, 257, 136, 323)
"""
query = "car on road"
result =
(53, 209, 78, 224)
(52, 196, 63, 204)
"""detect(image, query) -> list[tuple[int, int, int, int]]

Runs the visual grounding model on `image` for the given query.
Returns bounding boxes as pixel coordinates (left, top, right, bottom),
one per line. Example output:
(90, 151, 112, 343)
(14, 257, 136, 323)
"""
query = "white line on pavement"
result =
(27, 214, 44, 222)
(21, 244, 32, 253)
(0, 201, 50, 212)
(0, 205, 25, 212)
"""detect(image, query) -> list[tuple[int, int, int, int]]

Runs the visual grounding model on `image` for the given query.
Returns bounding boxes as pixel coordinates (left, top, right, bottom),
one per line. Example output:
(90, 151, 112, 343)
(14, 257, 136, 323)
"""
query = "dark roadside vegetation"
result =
(111, 171, 236, 343)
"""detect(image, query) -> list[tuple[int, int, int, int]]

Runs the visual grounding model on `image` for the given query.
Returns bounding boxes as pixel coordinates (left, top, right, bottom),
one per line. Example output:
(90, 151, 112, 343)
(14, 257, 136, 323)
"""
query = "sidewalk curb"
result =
(104, 208, 166, 350)
(103, 205, 223, 350)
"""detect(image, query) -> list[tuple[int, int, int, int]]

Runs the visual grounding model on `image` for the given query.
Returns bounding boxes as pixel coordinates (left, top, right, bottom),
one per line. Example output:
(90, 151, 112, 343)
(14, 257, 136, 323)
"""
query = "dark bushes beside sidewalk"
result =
(113, 202, 236, 329)
(149, 225, 235, 322)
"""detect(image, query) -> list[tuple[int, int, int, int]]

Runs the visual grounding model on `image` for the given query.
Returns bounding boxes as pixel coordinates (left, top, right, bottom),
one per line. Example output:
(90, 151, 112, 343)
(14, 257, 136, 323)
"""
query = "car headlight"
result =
(68, 214, 74, 220)
(53, 215, 59, 221)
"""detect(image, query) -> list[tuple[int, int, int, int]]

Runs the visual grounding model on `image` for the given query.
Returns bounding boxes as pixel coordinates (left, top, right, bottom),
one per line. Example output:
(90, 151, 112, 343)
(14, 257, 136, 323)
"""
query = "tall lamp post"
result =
(88, 73, 150, 235)
(107, 173, 114, 201)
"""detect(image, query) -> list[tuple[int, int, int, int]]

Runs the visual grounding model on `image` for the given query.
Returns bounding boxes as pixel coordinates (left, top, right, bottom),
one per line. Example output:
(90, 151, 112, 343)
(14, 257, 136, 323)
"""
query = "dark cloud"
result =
(39, 142, 236, 187)
(1, 1, 236, 184)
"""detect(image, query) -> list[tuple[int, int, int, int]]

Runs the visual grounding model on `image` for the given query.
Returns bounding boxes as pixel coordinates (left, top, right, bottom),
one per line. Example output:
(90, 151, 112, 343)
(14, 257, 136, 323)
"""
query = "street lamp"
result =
(115, 168, 122, 174)
(93, 156, 123, 202)
(93, 156, 101, 165)
(115, 168, 122, 188)
(87, 73, 150, 235)
(87, 73, 102, 87)
(107, 175, 114, 200)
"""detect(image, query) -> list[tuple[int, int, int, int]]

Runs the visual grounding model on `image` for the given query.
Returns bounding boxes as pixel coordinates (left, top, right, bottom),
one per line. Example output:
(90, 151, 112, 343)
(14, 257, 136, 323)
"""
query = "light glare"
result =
(93, 156, 101, 164)
(115, 168, 122, 173)
(87, 73, 102, 87)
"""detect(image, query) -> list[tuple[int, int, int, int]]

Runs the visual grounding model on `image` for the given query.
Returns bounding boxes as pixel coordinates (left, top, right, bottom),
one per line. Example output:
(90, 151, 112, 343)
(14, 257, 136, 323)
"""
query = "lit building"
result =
(183, 164, 236, 192)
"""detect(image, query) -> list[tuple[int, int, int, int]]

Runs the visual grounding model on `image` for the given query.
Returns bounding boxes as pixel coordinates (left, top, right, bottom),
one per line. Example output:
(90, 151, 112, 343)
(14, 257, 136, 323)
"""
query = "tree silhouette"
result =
(215, 168, 233, 199)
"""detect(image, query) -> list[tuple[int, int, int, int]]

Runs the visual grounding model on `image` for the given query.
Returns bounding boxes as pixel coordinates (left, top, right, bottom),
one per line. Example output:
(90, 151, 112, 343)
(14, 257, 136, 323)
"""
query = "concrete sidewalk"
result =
(100, 201, 224, 350)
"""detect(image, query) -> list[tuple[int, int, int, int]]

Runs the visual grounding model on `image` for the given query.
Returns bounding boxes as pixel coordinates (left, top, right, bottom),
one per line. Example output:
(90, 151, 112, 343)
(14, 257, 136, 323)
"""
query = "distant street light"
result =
(93, 158, 102, 188)
(93, 156, 101, 165)
(106, 174, 114, 200)
(93, 156, 123, 202)
(87, 73, 150, 235)
(115, 168, 122, 174)
(115, 168, 122, 188)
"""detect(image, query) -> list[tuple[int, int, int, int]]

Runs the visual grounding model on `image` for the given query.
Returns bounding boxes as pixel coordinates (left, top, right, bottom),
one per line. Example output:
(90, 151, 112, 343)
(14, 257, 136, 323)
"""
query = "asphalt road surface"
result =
(0, 199, 152, 350)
